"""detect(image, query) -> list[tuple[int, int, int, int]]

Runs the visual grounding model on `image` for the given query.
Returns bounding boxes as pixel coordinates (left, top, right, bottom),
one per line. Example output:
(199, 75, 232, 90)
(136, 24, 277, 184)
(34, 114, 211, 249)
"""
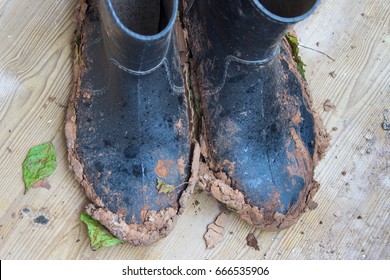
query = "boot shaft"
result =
(185, 0, 319, 61)
(99, 0, 178, 72)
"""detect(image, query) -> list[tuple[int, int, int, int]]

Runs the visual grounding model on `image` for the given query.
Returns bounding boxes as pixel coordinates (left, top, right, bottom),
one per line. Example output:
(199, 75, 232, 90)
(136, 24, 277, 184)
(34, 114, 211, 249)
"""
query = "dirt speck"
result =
(246, 233, 260, 251)
(323, 100, 336, 112)
(332, 127, 338, 131)
(307, 200, 318, 210)
(43, 96, 57, 109)
(329, 71, 337, 78)
(357, 215, 363, 220)
(341, 171, 347, 176)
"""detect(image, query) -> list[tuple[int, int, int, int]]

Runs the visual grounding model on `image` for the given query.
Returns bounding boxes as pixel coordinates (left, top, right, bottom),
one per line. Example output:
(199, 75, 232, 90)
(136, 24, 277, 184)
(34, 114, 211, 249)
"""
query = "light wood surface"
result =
(0, 0, 388, 260)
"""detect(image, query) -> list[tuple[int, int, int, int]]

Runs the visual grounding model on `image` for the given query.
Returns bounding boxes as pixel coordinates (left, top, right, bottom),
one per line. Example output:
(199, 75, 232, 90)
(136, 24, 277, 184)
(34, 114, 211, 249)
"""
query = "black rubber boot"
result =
(66, 0, 191, 245)
(183, 0, 329, 230)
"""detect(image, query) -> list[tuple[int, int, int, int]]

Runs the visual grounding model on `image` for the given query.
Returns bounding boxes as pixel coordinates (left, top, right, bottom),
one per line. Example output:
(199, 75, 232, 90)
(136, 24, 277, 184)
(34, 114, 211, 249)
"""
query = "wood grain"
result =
(0, 0, 388, 259)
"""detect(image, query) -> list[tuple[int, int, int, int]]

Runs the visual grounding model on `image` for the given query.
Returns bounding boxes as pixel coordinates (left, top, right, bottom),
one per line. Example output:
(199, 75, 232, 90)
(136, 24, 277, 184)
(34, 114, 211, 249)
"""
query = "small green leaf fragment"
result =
(285, 32, 306, 79)
(156, 178, 175, 193)
(80, 213, 123, 250)
(22, 142, 57, 193)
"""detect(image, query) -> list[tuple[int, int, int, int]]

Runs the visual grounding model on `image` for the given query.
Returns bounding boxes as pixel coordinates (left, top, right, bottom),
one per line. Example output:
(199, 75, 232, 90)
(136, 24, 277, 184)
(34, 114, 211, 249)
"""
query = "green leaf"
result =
(80, 212, 123, 250)
(156, 178, 175, 193)
(22, 142, 57, 194)
(285, 32, 306, 79)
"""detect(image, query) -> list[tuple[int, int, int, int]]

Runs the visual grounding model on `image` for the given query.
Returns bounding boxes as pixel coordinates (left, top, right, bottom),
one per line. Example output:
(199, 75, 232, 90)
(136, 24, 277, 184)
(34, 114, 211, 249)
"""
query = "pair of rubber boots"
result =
(66, 0, 328, 246)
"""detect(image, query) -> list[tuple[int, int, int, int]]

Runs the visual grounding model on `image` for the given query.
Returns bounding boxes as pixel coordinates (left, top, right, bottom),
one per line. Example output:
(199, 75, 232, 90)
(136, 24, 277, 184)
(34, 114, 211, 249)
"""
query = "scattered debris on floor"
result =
(20, 207, 51, 227)
(246, 233, 260, 251)
(204, 212, 228, 249)
(323, 99, 336, 112)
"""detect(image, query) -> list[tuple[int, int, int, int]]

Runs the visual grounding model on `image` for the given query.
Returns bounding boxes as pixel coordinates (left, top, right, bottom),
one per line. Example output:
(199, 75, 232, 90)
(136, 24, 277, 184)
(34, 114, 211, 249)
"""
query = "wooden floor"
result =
(0, 0, 388, 260)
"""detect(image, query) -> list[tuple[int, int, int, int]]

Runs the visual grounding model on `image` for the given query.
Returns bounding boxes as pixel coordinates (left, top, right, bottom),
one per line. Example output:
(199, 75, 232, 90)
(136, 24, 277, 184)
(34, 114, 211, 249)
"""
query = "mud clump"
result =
(246, 233, 260, 251)
(204, 212, 228, 249)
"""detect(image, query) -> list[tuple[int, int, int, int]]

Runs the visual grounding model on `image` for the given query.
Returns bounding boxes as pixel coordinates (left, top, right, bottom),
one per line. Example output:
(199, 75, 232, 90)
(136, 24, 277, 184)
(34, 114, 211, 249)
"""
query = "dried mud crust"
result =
(204, 212, 228, 249)
(65, 0, 196, 246)
(193, 39, 330, 231)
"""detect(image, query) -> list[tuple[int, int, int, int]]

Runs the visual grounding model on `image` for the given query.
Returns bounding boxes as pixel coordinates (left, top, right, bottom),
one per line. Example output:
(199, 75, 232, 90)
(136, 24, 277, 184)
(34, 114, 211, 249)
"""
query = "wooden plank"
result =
(0, 0, 388, 259)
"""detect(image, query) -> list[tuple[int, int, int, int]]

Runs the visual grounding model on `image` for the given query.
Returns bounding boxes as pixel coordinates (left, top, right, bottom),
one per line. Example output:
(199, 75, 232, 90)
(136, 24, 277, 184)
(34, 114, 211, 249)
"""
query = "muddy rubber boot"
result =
(66, 0, 192, 245)
(183, 0, 330, 230)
